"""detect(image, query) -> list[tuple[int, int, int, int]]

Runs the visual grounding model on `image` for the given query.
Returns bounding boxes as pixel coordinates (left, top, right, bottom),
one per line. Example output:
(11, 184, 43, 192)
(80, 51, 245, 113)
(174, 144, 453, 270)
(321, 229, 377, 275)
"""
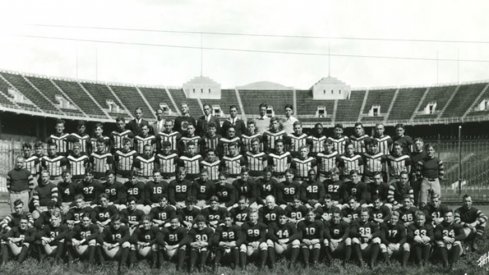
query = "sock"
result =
(422, 245, 431, 265)
(177, 249, 185, 271)
(119, 247, 129, 269)
(268, 247, 276, 268)
(311, 248, 320, 265)
(383, 252, 390, 264)
(18, 246, 29, 263)
(96, 246, 105, 265)
(302, 248, 310, 267)
(290, 247, 299, 267)
(323, 246, 332, 265)
(214, 249, 222, 267)
(0, 244, 9, 265)
(344, 245, 352, 263)
(259, 249, 267, 269)
(370, 244, 379, 268)
(189, 249, 198, 271)
(353, 244, 363, 266)
(87, 246, 96, 265)
(402, 250, 410, 267)
(199, 250, 209, 270)
(54, 242, 65, 264)
(414, 245, 422, 265)
(239, 251, 247, 269)
(129, 250, 137, 267)
(450, 246, 461, 266)
(232, 248, 240, 269)
(440, 247, 448, 268)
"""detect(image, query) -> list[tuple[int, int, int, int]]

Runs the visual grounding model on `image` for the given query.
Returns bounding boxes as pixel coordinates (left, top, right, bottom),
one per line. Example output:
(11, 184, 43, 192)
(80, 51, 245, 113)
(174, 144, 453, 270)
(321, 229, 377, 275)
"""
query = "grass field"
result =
(0, 202, 487, 274)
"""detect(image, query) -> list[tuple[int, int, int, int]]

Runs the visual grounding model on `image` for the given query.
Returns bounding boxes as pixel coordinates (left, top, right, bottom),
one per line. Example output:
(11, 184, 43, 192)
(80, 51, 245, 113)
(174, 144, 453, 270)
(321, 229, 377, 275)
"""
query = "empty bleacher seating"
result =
(239, 90, 293, 116)
(82, 83, 126, 117)
(413, 85, 457, 121)
(200, 89, 240, 116)
(168, 89, 203, 118)
(335, 90, 366, 122)
(139, 87, 177, 114)
(109, 85, 153, 118)
(362, 89, 396, 116)
(54, 80, 107, 117)
(1, 72, 58, 112)
(295, 90, 335, 118)
(441, 83, 487, 118)
(387, 88, 426, 120)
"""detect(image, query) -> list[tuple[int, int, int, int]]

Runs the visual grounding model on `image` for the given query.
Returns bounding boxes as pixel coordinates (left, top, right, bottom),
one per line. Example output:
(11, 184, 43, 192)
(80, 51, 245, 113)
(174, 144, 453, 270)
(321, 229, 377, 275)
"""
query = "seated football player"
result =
(77, 169, 104, 207)
(407, 211, 433, 267)
(239, 211, 268, 270)
(33, 200, 61, 229)
(159, 216, 188, 271)
(92, 194, 119, 232)
(71, 214, 99, 264)
(177, 196, 201, 229)
(300, 169, 325, 209)
(370, 196, 392, 225)
(297, 210, 323, 267)
(317, 195, 341, 222)
(103, 170, 127, 210)
(144, 170, 169, 209)
(379, 211, 409, 267)
(323, 211, 351, 266)
(192, 169, 216, 209)
(40, 212, 68, 264)
(0, 199, 33, 232)
(341, 196, 362, 224)
(213, 214, 242, 270)
(276, 169, 300, 209)
(57, 171, 78, 214)
(101, 215, 130, 270)
(398, 195, 418, 227)
(341, 170, 368, 209)
(350, 209, 381, 268)
(267, 213, 300, 268)
(120, 196, 145, 235)
(124, 173, 147, 213)
(169, 167, 193, 209)
(150, 196, 176, 228)
(285, 197, 309, 224)
(215, 172, 237, 209)
(6, 215, 35, 264)
(424, 193, 450, 227)
(455, 194, 487, 252)
(230, 196, 251, 226)
(66, 195, 92, 225)
(132, 215, 161, 268)
(188, 215, 214, 272)
(259, 195, 284, 227)
(233, 168, 258, 209)
(323, 168, 344, 208)
(434, 210, 466, 271)
(255, 168, 278, 208)
(202, 196, 228, 229)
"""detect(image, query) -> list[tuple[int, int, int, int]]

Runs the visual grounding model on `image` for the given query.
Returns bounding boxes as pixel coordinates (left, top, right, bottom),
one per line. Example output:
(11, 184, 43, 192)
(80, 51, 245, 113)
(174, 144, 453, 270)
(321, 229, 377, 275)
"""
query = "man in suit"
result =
(127, 107, 150, 136)
(197, 104, 221, 136)
(221, 105, 246, 137)
(152, 108, 166, 135)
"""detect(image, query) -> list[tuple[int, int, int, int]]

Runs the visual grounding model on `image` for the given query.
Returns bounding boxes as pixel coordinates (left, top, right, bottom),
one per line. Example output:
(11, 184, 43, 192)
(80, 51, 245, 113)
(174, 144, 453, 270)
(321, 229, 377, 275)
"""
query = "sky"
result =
(0, 0, 488, 89)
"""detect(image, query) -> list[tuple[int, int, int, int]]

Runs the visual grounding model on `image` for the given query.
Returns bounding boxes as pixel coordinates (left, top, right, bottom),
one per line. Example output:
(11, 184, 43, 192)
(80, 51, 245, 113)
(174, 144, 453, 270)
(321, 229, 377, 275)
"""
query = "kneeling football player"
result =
(266, 213, 300, 268)
(188, 215, 214, 272)
(101, 215, 130, 270)
(297, 210, 323, 267)
(379, 211, 409, 267)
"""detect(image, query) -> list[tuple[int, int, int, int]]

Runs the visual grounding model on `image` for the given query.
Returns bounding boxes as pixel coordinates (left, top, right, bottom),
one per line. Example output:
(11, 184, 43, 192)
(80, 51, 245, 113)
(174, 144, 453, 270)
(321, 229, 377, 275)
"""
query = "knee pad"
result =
(151, 244, 158, 251)
(402, 243, 410, 252)
(435, 241, 445, 248)
(130, 244, 136, 250)
(323, 239, 329, 247)
(259, 242, 268, 251)
(88, 239, 96, 246)
(239, 244, 247, 253)
(344, 238, 352, 246)
(266, 239, 274, 247)
(313, 243, 321, 249)
(379, 243, 387, 253)
(179, 245, 187, 250)
(291, 239, 301, 248)
(121, 241, 131, 249)
(453, 241, 462, 247)
(372, 237, 381, 244)
(352, 238, 360, 245)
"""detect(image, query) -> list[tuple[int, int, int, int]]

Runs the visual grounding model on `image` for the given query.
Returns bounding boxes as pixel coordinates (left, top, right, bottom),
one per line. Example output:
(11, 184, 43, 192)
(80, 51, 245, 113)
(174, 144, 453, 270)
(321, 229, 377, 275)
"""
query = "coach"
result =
(417, 144, 444, 206)
(127, 107, 150, 136)
(7, 156, 35, 212)
(196, 103, 221, 136)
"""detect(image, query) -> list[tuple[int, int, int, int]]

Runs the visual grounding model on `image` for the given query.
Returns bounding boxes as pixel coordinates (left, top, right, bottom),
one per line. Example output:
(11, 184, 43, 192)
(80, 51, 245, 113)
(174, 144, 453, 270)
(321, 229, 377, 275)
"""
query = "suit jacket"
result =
(196, 115, 221, 136)
(221, 117, 246, 137)
(127, 118, 150, 136)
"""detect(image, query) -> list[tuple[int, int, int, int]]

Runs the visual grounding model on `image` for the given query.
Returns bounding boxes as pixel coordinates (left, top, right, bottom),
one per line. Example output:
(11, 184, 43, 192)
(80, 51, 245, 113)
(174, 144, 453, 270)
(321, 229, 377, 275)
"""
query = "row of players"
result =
(0, 191, 485, 272)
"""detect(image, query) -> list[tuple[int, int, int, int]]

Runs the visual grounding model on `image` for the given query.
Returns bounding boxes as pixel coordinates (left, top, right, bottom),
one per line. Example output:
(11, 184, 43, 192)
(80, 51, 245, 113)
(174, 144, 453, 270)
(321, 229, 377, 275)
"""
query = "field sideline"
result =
(0, 203, 487, 274)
